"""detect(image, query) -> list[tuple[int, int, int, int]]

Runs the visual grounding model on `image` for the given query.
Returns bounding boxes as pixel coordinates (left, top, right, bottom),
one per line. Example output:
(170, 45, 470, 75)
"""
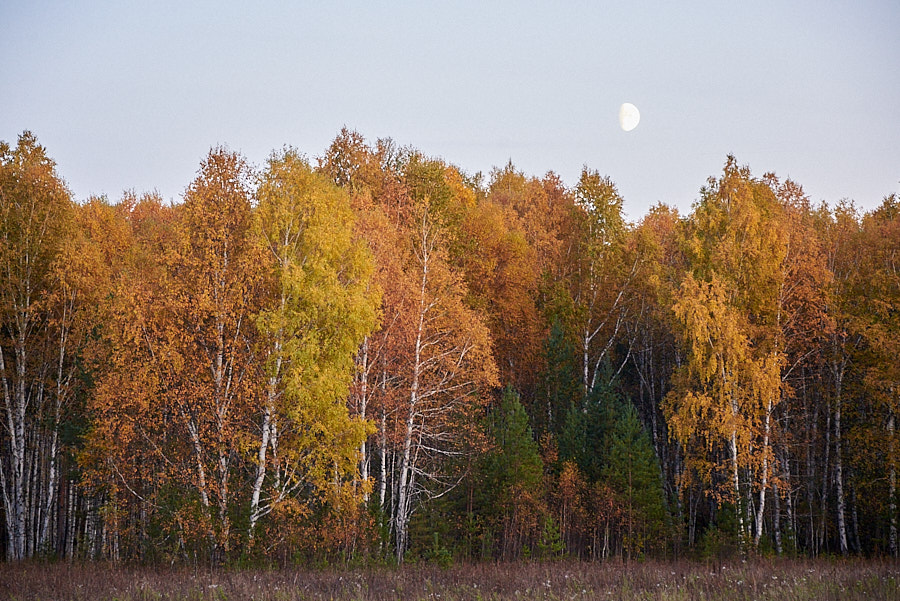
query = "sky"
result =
(2, 1, 898, 221)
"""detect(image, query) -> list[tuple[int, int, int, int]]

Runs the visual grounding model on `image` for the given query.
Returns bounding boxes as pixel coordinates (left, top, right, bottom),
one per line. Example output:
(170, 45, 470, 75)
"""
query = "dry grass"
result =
(1, 558, 898, 601)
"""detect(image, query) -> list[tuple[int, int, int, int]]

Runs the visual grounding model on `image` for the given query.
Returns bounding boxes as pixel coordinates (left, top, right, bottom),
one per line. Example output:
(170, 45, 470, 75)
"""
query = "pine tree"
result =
(481, 386, 544, 558)
(537, 314, 581, 439)
(603, 396, 668, 557)
(559, 376, 616, 482)
(486, 386, 543, 495)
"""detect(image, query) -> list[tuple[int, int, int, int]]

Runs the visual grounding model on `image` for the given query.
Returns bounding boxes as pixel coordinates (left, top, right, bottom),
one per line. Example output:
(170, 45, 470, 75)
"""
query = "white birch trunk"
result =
(394, 213, 430, 561)
(834, 407, 848, 555)
(773, 479, 783, 554)
(214, 306, 230, 554)
(395, 402, 417, 560)
(0, 343, 27, 561)
(834, 369, 848, 555)
(14, 335, 28, 561)
(358, 338, 370, 502)
(730, 428, 744, 542)
(379, 400, 387, 512)
(754, 395, 774, 546)
(727, 368, 745, 545)
(396, 282, 426, 560)
(582, 331, 590, 395)
(248, 404, 272, 541)
(2, 326, 31, 561)
(247, 286, 285, 541)
(42, 306, 70, 552)
(0, 345, 15, 560)
(186, 420, 211, 509)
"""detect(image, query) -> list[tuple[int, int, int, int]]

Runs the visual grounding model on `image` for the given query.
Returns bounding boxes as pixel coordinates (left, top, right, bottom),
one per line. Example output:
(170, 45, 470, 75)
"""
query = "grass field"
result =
(1, 559, 898, 600)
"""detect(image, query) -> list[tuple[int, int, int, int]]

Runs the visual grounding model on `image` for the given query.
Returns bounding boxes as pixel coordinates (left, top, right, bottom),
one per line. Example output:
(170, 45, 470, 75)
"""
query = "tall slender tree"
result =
(0, 132, 74, 560)
(570, 168, 633, 395)
(249, 149, 379, 542)
(665, 157, 787, 547)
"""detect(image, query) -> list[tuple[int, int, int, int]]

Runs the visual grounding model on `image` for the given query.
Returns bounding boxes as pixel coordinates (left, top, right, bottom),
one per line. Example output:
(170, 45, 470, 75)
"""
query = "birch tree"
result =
(163, 147, 262, 559)
(249, 149, 378, 541)
(0, 132, 73, 560)
(391, 201, 497, 560)
(665, 157, 787, 547)
(570, 168, 633, 395)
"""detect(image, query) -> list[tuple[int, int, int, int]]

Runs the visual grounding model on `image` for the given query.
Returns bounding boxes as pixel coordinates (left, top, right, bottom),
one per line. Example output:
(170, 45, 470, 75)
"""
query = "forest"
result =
(1, 128, 898, 565)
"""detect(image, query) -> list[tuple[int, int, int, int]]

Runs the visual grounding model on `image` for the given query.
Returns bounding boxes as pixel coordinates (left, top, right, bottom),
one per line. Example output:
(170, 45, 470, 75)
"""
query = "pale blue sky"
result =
(2, 1, 898, 219)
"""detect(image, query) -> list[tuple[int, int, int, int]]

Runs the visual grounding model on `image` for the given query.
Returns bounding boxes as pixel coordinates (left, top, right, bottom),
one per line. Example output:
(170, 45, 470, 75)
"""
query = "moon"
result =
(619, 103, 640, 132)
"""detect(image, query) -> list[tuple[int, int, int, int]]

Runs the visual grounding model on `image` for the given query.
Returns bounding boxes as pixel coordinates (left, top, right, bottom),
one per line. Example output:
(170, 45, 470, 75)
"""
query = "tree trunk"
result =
(394, 228, 430, 562)
(818, 405, 831, 555)
(773, 479, 783, 555)
(755, 395, 774, 546)
(889, 411, 898, 558)
(582, 331, 591, 396)
(849, 472, 861, 554)
(358, 338, 370, 503)
(186, 420, 211, 510)
(42, 317, 70, 553)
(779, 446, 795, 553)
(688, 487, 698, 547)
(249, 313, 284, 540)
(184, 414, 218, 557)
(805, 391, 817, 553)
(213, 307, 231, 558)
(216, 445, 229, 557)
(730, 426, 745, 543)
(834, 367, 848, 557)
(1, 334, 31, 561)
(379, 405, 387, 512)
(395, 357, 420, 561)
(248, 404, 272, 541)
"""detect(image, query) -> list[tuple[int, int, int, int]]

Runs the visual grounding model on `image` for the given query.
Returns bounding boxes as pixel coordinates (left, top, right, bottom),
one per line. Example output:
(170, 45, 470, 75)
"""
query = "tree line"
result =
(1, 129, 897, 563)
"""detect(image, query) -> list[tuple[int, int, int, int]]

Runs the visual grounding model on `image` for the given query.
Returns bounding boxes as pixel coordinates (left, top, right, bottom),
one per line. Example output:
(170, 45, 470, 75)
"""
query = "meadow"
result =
(2, 559, 898, 601)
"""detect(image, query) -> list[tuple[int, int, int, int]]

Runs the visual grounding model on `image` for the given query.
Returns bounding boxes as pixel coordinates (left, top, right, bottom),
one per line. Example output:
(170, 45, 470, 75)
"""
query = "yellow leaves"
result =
(575, 167, 625, 236)
(1, 132, 74, 319)
(673, 274, 746, 384)
(254, 148, 379, 496)
(667, 159, 801, 509)
(444, 165, 476, 209)
(669, 272, 775, 452)
(666, 391, 710, 445)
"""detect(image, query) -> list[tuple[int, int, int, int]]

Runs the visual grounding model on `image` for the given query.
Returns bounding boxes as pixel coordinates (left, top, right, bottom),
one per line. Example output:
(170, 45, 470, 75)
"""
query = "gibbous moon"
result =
(619, 103, 640, 132)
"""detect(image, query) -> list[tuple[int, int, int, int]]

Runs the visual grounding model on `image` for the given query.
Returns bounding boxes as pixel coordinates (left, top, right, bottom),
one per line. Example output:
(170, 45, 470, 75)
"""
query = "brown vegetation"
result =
(2, 559, 898, 601)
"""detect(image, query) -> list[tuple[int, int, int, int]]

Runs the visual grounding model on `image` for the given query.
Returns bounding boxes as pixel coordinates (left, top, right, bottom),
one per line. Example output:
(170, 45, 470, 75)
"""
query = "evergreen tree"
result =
(536, 311, 581, 440)
(531, 282, 584, 439)
(486, 386, 543, 493)
(481, 386, 544, 558)
(603, 396, 669, 556)
(559, 376, 617, 482)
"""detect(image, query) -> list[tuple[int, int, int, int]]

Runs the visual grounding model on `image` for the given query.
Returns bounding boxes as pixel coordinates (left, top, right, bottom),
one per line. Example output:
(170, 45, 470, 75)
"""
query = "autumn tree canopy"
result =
(2, 130, 897, 563)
